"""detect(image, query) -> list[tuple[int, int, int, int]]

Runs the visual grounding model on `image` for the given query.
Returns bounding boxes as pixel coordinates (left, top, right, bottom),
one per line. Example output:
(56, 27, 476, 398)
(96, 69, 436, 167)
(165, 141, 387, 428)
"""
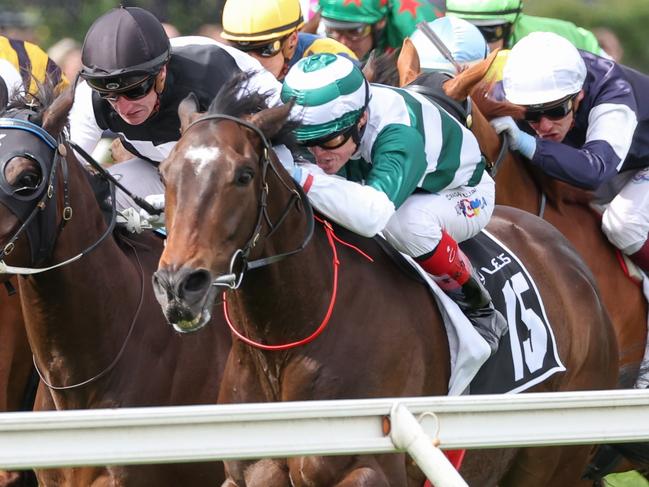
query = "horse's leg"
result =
(285, 455, 400, 487)
(499, 445, 593, 487)
(333, 468, 390, 487)
(459, 449, 517, 486)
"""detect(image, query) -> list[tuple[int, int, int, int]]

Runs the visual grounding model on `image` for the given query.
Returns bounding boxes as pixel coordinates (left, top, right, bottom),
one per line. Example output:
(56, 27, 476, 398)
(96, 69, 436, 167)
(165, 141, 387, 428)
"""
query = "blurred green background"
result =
(1, 0, 648, 70)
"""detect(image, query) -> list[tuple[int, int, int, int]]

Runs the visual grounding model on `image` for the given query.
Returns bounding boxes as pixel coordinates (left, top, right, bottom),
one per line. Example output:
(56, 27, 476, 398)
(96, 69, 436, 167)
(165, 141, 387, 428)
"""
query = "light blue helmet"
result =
(410, 16, 489, 74)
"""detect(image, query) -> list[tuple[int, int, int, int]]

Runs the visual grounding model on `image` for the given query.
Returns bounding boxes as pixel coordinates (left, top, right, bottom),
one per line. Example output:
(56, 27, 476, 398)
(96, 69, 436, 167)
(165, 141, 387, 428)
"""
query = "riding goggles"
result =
(523, 95, 576, 123)
(235, 36, 288, 58)
(299, 124, 356, 150)
(325, 24, 373, 42)
(86, 73, 156, 101)
(476, 23, 510, 44)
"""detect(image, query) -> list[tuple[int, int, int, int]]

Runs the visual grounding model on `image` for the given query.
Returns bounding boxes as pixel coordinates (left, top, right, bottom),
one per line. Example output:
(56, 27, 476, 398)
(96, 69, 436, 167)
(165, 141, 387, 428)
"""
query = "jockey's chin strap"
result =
(183, 113, 314, 290)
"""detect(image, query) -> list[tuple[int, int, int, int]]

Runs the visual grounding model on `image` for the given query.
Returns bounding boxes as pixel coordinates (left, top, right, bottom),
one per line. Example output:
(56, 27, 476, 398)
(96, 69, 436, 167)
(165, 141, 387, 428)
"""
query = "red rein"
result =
(223, 217, 373, 351)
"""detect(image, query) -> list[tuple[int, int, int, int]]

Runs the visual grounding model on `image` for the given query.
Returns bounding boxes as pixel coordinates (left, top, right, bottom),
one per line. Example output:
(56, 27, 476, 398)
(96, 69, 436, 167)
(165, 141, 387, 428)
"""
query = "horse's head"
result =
(0, 85, 74, 279)
(153, 75, 295, 333)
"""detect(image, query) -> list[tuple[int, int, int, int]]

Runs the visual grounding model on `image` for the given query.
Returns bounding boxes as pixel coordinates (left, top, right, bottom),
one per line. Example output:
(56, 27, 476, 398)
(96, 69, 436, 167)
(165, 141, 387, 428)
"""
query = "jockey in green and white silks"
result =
(282, 53, 508, 355)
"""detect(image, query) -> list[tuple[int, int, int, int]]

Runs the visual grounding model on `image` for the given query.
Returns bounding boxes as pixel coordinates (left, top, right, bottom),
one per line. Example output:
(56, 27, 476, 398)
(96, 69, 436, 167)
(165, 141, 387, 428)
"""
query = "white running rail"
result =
(2, 389, 649, 486)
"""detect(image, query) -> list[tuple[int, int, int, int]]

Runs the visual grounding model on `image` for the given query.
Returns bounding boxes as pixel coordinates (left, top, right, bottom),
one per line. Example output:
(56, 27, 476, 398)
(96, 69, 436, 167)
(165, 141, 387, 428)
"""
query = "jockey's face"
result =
(325, 20, 384, 60)
(106, 67, 166, 125)
(308, 113, 367, 174)
(526, 91, 584, 142)
(247, 31, 298, 80)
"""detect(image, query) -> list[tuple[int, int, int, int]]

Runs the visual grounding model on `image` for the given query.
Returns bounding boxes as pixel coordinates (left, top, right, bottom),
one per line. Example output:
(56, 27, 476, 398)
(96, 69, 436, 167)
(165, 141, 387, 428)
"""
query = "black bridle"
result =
(0, 112, 118, 275)
(182, 113, 314, 289)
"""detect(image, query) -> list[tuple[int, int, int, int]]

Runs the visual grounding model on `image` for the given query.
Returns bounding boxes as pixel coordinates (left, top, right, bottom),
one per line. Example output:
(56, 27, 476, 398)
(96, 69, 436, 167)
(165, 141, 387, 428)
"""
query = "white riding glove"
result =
(139, 193, 166, 229)
(490, 116, 537, 160)
(118, 207, 151, 234)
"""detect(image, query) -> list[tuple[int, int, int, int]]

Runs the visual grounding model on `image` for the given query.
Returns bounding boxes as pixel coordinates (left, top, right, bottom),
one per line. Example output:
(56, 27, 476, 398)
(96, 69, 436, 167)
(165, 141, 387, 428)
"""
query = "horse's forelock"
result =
(0, 76, 60, 124)
(208, 71, 272, 119)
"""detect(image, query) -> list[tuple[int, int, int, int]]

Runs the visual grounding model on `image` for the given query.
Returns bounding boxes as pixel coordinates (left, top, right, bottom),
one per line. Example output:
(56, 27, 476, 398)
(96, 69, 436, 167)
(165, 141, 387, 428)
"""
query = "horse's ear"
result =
(362, 50, 377, 84)
(0, 75, 7, 109)
(41, 87, 74, 138)
(443, 48, 500, 101)
(301, 12, 321, 35)
(249, 102, 293, 140)
(178, 93, 200, 133)
(397, 38, 420, 87)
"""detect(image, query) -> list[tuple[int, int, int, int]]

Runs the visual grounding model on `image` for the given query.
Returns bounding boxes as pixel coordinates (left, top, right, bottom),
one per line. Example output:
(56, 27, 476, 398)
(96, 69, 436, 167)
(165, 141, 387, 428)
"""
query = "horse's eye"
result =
(235, 168, 254, 186)
(14, 169, 43, 195)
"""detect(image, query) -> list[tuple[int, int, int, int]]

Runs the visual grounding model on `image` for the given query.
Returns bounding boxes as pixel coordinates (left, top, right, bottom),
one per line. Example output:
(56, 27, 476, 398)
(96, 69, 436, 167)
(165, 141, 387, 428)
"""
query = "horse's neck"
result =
(226, 186, 334, 398)
(18, 161, 140, 405)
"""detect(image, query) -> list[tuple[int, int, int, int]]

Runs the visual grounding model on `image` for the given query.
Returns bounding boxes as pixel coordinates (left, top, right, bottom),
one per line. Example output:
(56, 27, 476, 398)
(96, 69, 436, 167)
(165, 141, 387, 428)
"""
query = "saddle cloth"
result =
(405, 229, 565, 395)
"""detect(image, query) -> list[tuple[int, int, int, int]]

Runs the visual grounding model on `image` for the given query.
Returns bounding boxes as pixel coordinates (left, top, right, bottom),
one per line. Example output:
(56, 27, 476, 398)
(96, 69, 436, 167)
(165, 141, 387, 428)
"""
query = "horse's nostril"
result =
(183, 269, 211, 294)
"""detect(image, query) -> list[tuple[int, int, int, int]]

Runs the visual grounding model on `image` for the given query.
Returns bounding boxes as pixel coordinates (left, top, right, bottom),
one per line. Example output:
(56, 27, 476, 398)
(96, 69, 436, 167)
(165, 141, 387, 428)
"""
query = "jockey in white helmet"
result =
(283, 53, 508, 355)
(491, 32, 649, 274)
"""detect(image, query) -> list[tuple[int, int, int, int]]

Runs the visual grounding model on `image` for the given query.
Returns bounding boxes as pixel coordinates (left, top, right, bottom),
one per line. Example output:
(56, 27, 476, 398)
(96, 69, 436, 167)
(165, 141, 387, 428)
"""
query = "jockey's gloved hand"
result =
(490, 116, 537, 160)
(117, 207, 150, 234)
(138, 193, 166, 229)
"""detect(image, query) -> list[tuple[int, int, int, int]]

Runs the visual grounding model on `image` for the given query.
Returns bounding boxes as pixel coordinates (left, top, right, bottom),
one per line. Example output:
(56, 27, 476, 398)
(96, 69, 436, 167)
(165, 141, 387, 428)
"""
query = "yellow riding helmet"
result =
(221, 0, 305, 43)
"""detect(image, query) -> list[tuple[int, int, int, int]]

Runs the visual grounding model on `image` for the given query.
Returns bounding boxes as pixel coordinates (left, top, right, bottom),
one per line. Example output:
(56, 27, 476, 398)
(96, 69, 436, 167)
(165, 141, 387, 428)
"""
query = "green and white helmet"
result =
(281, 53, 368, 142)
(318, 0, 388, 26)
(446, 0, 522, 25)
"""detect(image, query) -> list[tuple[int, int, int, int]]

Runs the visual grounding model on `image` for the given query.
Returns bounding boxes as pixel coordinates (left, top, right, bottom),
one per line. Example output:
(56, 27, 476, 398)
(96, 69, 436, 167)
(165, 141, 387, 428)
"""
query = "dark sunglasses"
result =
(325, 24, 372, 42)
(300, 125, 356, 150)
(524, 96, 576, 123)
(236, 36, 288, 58)
(96, 76, 157, 102)
(477, 24, 510, 44)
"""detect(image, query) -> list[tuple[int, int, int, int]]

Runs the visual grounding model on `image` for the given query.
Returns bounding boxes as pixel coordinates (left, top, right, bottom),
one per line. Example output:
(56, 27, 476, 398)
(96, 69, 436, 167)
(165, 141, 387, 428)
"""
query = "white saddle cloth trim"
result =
(400, 253, 491, 395)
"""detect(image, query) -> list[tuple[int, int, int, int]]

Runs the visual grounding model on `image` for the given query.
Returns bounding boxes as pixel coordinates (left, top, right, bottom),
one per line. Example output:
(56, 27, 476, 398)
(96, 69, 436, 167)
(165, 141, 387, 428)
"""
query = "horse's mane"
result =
(207, 71, 297, 147)
(0, 78, 59, 124)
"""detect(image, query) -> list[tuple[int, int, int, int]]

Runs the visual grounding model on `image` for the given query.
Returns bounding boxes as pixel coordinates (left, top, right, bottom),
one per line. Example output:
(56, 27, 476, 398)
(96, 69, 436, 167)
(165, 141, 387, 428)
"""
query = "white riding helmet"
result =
(410, 16, 489, 75)
(503, 32, 587, 106)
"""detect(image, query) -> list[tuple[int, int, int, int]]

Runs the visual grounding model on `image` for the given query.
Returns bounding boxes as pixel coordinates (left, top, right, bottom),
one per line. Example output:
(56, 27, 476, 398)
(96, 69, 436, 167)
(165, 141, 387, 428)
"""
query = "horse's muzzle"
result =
(152, 266, 215, 333)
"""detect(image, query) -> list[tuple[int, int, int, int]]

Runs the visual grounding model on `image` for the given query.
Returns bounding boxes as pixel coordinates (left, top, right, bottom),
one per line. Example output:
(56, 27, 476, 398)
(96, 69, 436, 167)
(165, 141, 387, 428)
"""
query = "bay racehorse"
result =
(0, 86, 230, 486)
(153, 75, 618, 486)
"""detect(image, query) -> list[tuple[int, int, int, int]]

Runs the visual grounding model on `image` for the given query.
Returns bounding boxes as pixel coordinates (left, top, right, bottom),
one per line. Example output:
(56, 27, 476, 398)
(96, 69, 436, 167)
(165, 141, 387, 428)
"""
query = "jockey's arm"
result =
(530, 102, 637, 190)
(295, 162, 396, 237)
(68, 81, 105, 155)
(294, 124, 427, 237)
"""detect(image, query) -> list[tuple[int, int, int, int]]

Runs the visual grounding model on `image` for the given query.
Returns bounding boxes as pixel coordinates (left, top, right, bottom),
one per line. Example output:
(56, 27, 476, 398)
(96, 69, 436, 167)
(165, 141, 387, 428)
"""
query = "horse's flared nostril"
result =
(182, 269, 212, 295)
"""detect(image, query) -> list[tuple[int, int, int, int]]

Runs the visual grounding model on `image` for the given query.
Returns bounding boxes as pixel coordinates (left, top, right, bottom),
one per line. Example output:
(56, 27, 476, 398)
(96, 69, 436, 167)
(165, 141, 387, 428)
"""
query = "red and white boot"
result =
(417, 230, 508, 355)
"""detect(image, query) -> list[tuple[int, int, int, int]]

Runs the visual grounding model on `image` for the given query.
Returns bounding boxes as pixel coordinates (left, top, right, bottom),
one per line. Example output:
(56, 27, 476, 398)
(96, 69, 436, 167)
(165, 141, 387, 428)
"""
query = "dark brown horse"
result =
(0, 87, 230, 485)
(153, 76, 618, 486)
(0, 283, 34, 487)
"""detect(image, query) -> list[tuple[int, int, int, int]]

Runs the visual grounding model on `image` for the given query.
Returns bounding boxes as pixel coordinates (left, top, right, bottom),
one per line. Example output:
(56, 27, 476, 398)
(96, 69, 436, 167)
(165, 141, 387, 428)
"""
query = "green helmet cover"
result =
(446, 0, 523, 24)
(318, 0, 388, 25)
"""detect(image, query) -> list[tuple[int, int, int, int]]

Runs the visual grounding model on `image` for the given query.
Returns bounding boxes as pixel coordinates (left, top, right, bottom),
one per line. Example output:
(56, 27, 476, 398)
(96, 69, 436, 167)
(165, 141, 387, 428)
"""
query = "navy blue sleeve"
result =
(530, 139, 621, 190)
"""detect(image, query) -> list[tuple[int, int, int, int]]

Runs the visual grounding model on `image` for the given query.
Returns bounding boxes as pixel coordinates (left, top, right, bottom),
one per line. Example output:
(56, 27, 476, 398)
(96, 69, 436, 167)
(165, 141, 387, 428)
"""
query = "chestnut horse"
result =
(0, 87, 230, 485)
(380, 42, 648, 386)
(153, 76, 618, 486)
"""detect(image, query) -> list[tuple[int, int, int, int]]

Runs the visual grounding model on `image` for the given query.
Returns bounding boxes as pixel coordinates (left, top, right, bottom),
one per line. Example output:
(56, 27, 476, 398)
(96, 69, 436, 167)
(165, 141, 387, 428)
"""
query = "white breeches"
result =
(602, 167, 649, 254)
(382, 171, 496, 257)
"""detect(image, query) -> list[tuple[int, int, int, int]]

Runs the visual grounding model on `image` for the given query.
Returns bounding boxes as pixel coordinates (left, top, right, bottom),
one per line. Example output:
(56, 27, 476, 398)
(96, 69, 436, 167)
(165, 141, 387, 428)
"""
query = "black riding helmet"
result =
(80, 6, 170, 93)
